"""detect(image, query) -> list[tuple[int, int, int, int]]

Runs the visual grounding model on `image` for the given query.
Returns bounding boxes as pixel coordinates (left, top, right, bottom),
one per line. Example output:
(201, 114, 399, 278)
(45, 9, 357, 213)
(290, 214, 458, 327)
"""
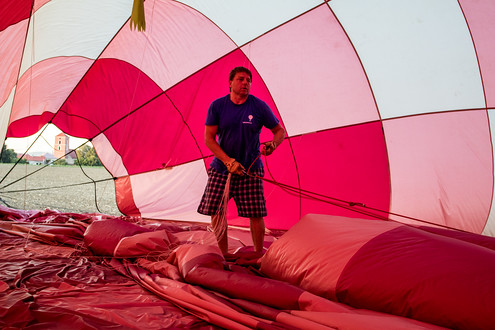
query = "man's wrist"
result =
(224, 158, 236, 167)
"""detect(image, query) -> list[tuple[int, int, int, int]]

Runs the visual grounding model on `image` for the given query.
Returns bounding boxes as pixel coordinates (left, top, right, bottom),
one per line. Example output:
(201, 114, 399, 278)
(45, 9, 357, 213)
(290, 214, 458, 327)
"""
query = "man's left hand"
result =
(261, 141, 277, 156)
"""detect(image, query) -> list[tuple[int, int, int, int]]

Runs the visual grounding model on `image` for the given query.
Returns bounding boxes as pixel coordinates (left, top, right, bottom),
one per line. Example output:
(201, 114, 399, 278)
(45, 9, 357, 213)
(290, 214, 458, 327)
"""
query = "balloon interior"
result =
(1, 1, 495, 329)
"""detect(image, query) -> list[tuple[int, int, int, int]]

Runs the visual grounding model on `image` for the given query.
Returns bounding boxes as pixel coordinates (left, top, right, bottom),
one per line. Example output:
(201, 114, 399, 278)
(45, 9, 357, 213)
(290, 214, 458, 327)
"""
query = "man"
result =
(197, 66, 285, 254)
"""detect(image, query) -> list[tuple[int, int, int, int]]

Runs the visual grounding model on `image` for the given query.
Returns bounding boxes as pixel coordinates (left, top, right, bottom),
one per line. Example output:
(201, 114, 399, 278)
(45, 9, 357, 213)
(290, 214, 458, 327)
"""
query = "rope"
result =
(0, 125, 50, 185)
(212, 173, 231, 243)
(0, 138, 114, 213)
(74, 146, 102, 213)
(0, 139, 91, 190)
(245, 151, 465, 232)
(0, 177, 114, 194)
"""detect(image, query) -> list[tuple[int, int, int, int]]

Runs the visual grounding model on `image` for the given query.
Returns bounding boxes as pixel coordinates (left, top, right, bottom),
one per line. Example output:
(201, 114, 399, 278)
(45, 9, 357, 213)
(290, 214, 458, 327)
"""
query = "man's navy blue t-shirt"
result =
(205, 94, 279, 173)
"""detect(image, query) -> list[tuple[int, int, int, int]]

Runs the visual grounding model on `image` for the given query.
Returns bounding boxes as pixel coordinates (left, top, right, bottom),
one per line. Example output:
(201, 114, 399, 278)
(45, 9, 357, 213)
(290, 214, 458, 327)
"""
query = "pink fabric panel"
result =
(337, 225, 495, 329)
(460, 0, 495, 108)
(0, 0, 32, 32)
(33, 0, 51, 12)
(260, 214, 401, 301)
(243, 4, 379, 134)
(0, 21, 27, 107)
(101, 0, 236, 91)
(384, 110, 492, 233)
(8, 57, 93, 137)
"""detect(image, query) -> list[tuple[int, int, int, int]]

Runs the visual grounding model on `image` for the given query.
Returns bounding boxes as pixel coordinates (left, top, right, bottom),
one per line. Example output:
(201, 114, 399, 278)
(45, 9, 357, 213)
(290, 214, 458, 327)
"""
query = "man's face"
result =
(229, 72, 251, 97)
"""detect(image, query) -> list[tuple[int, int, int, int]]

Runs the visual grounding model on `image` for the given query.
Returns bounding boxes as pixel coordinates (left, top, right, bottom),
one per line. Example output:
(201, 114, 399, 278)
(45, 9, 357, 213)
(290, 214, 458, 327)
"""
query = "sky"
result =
(5, 124, 90, 155)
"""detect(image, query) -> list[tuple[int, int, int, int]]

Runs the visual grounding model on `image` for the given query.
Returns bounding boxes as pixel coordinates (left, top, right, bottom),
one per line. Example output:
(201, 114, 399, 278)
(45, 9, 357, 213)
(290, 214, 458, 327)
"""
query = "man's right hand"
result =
(225, 158, 245, 175)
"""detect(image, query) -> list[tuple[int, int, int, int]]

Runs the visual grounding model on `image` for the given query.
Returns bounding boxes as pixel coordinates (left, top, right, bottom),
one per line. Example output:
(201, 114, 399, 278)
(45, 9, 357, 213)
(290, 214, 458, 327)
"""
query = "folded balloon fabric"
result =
(3, 205, 492, 329)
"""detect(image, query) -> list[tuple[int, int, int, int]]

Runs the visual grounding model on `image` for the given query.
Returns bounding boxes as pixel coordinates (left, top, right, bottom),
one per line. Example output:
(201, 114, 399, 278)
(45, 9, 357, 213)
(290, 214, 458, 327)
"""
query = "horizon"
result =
(5, 124, 90, 155)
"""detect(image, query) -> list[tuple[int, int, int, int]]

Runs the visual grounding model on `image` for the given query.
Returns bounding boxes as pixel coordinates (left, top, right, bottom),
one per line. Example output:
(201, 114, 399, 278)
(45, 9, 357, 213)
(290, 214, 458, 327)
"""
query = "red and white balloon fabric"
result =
(1, 0, 495, 234)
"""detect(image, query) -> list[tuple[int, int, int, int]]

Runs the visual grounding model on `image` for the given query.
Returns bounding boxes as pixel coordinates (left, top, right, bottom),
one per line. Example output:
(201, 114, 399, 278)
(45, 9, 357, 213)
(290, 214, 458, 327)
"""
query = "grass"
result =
(0, 163, 122, 216)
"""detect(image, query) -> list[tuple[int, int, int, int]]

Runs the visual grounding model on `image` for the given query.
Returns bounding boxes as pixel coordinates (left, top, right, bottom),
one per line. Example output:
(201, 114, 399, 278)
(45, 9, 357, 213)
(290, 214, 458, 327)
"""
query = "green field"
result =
(0, 163, 121, 216)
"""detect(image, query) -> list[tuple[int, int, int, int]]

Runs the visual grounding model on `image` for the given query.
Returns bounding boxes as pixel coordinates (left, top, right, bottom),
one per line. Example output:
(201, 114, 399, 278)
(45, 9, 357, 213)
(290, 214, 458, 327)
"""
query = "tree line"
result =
(0, 144, 102, 166)
(0, 145, 26, 164)
(75, 145, 102, 166)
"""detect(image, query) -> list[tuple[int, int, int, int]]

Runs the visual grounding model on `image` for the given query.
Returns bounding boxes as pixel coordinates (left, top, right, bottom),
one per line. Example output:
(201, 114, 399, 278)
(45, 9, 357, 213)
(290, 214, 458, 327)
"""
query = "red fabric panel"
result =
(137, 258, 182, 281)
(125, 263, 270, 329)
(288, 310, 444, 330)
(289, 122, 390, 221)
(0, 0, 32, 32)
(0, 230, 209, 329)
(114, 230, 175, 257)
(235, 121, 391, 229)
(337, 225, 495, 329)
(2, 206, 448, 329)
(417, 225, 495, 251)
(260, 214, 400, 300)
(186, 266, 304, 310)
(83, 218, 150, 256)
(7, 111, 55, 138)
(114, 176, 141, 217)
(169, 244, 224, 278)
(57, 58, 162, 139)
(58, 58, 195, 174)
(102, 92, 203, 173)
(0, 290, 32, 325)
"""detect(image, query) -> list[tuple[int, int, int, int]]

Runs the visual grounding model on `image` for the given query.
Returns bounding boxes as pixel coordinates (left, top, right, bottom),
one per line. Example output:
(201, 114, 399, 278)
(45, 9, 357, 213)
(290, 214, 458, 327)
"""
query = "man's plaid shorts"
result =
(197, 167, 267, 218)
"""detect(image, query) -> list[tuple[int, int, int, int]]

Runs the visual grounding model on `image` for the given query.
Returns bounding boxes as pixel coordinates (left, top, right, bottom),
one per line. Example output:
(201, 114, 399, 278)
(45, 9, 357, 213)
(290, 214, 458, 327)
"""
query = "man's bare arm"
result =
(262, 124, 286, 155)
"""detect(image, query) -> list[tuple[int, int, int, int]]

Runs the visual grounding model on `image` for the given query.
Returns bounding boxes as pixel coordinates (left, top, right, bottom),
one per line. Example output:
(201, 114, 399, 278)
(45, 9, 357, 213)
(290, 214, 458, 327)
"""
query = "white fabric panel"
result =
(330, 0, 484, 118)
(244, 5, 379, 136)
(131, 160, 210, 222)
(0, 88, 15, 149)
(177, 0, 323, 46)
(384, 111, 492, 233)
(92, 134, 128, 178)
(483, 109, 495, 236)
(19, 0, 132, 77)
(101, 0, 237, 92)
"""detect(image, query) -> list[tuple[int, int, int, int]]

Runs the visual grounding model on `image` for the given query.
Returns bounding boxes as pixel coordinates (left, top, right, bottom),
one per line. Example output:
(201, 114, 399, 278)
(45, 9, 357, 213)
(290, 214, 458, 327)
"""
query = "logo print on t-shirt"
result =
(243, 115, 253, 124)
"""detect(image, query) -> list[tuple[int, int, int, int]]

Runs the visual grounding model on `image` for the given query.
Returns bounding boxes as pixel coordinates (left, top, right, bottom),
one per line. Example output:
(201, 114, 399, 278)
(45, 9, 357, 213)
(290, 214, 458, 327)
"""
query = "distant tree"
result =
(53, 159, 67, 166)
(1, 144, 18, 163)
(75, 145, 102, 166)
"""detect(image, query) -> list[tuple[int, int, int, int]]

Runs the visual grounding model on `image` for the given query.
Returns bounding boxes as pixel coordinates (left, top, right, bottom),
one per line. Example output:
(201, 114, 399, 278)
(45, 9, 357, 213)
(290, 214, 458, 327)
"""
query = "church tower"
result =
(54, 133, 70, 159)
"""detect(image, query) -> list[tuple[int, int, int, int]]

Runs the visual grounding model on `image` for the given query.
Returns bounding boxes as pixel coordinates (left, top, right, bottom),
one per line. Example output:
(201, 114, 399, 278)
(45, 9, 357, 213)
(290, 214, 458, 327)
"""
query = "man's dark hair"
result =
(229, 66, 252, 82)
